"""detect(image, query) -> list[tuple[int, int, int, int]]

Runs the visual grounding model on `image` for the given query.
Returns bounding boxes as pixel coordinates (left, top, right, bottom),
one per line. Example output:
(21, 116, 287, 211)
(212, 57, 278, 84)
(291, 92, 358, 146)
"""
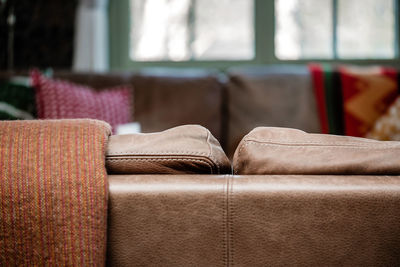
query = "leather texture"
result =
(132, 69, 224, 141)
(226, 65, 320, 158)
(106, 125, 231, 174)
(107, 174, 400, 266)
(107, 175, 227, 267)
(234, 127, 400, 175)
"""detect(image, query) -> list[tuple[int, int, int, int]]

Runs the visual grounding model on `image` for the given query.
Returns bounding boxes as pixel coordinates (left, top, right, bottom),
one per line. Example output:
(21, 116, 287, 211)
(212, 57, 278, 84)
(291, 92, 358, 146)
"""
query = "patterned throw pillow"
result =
(0, 78, 36, 120)
(340, 66, 398, 137)
(366, 96, 400, 141)
(31, 69, 132, 131)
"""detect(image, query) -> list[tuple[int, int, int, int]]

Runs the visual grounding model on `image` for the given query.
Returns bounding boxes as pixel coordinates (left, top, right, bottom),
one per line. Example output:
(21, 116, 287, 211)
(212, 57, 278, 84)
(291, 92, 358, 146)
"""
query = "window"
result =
(275, 0, 397, 60)
(129, 0, 254, 61)
(109, 0, 400, 69)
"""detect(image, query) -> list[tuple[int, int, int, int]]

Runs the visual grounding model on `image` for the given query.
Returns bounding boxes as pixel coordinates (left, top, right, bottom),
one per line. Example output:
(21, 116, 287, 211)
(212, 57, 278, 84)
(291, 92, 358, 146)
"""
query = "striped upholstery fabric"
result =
(0, 119, 111, 266)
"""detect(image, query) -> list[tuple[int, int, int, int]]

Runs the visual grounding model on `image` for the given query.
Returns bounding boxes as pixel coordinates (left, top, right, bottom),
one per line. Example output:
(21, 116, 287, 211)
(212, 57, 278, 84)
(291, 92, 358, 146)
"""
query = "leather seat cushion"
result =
(233, 127, 400, 175)
(106, 125, 231, 174)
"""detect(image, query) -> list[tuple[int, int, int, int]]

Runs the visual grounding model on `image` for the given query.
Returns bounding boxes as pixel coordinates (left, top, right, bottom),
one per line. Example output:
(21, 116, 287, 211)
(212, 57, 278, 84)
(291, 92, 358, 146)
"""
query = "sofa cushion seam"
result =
(107, 151, 208, 156)
(224, 175, 231, 267)
(223, 175, 228, 267)
(243, 139, 398, 148)
(106, 158, 214, 174)
(228, 175, 234, 266)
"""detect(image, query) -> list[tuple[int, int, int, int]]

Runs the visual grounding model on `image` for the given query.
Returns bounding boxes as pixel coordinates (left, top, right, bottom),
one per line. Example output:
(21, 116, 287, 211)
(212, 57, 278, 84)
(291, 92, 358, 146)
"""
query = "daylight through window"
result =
(275, 0, 396, 60)
(129, 0, 254, 61)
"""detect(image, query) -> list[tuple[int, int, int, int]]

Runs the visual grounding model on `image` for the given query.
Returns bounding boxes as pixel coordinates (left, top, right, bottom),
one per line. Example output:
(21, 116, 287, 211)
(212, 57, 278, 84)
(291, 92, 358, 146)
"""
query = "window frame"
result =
(109, 0, 400, 71)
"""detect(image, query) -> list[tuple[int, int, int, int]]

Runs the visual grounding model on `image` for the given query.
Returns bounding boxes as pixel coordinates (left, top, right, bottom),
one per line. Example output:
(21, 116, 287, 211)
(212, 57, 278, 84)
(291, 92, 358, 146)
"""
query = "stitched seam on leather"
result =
(225, 175, 231, 267)
(108, 150, 219, 173)
(206, 129, 221, 174)
(243, 139, 398, 148)
(107, 156, 216, 172)
(107, 151, 209, 156)
(106, 158, 214, 174)
(223, 175, 228, 267)
(243, 140, 398, 149)
(228, 175, 234, 266)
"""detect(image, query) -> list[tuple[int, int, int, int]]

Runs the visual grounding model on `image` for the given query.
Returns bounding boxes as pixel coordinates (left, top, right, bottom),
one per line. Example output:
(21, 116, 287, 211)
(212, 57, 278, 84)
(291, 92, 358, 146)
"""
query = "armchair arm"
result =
(107, 175, 400, 266)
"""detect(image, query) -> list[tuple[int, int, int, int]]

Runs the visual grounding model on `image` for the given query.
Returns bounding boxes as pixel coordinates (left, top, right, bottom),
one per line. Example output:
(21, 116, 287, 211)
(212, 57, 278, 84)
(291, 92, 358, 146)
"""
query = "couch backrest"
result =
(1, 65, 323, 154)
(225, 65, 321, 157)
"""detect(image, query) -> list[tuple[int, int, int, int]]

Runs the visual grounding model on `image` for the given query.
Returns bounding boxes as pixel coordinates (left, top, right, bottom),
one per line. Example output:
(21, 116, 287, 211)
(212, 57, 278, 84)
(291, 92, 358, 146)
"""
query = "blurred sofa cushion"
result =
(367, 96, 400, 141)
(31, 69, 132, 131)
(340, 65, 398, 137)
(131, 68, 224, 141)
(226, 65, 320, 158)
(233, 127, 400, 175)
(106, 125, 231, 174)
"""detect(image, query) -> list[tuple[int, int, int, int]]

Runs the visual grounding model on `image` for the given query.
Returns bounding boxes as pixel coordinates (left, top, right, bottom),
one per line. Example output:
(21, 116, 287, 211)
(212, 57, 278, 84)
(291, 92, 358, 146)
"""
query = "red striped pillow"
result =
(31, 69, 132, 131)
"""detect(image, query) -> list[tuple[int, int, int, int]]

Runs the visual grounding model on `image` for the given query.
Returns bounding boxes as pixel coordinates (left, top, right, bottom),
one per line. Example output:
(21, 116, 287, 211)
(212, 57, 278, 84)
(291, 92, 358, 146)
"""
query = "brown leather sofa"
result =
(106, 125, 400, 266)
(3, 67, 400, 265)
(1, 119, 399, 265)
(2, 67, 400, 265)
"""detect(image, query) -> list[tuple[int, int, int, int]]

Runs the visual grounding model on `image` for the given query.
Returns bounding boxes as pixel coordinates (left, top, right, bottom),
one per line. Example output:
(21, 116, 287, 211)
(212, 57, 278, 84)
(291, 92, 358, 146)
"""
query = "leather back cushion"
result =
(234, 127, 400, 175)
(132, 70, 224, 141)
(226, 65, 320, 158)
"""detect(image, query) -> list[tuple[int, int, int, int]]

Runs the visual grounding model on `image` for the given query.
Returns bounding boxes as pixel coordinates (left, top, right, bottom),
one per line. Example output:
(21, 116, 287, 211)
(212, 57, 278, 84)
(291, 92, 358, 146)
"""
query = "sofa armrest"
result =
(107, 175, 400, 266)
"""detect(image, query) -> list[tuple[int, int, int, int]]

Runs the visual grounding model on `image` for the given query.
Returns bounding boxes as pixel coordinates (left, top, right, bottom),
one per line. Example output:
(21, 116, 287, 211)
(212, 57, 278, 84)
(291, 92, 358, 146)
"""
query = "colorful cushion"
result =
(310, 64, 399, 137)
(340, 66, 398, 137)
(31, 69, 132, 131)
(0, 78, 36, 120)
(366, 96, 400, 141)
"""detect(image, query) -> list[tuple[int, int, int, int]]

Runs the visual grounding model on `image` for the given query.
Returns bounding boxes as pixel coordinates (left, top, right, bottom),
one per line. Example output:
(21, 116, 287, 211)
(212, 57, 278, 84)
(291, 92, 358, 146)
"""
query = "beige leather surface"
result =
(132, 71, 224, 141)
(106, 125, 231, 174)
(107, 175, 227, 267)
(229, 175, 400, 266)
(234, 127, 400, 175)
(107, 174, 400, 266)
(226, 66, 320, 158)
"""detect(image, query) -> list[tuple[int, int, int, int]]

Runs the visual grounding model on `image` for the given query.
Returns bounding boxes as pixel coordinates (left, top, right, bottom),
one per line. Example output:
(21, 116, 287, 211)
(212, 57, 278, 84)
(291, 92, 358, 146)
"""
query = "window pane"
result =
(275, 0, 333, 59)
(130, 0, 254, 61)
(338, 0, 395, 59)
(130, 0, 191, 61)
(193, 0, 254, 60)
